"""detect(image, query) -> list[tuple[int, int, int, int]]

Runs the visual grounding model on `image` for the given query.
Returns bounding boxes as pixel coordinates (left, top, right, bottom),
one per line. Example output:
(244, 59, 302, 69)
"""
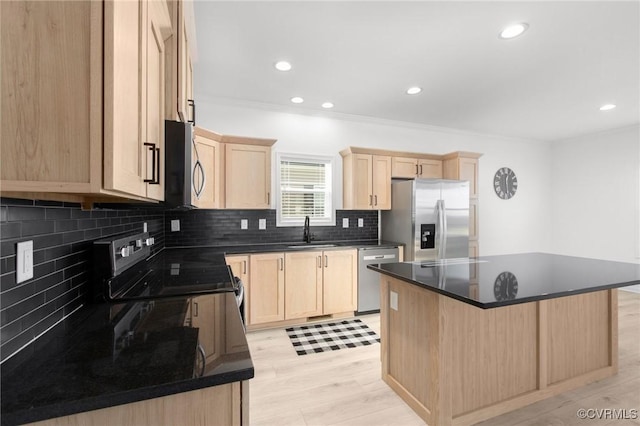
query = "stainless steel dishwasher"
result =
(357, 247, 400, 314)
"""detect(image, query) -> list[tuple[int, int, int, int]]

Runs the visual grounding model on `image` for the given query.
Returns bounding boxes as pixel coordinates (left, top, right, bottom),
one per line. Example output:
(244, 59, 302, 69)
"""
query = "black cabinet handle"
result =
(143, 143, 160, 184)
(188, 99, 196, 126)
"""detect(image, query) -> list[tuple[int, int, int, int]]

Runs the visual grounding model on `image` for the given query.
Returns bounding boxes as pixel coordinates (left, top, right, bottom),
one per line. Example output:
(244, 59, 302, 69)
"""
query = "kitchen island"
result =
(368, 253, 640, 426)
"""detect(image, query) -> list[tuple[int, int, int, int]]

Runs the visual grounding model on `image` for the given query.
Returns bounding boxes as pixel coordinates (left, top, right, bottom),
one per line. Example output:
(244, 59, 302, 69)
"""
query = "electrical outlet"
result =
(16, 241, 34, 284)
(241, 219, 248, 230)
(342, 218, 349, 228)
(358, 218, 364, 227)
(171, 219, 180, 232)
(390, 291, 398, 311)
(259, 219, 267, 230)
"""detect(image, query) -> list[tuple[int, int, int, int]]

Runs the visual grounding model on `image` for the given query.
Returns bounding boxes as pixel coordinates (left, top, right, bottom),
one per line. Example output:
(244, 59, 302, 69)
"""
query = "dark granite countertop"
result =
(0, 292, 253, 426)
(368, 253, 640, 309)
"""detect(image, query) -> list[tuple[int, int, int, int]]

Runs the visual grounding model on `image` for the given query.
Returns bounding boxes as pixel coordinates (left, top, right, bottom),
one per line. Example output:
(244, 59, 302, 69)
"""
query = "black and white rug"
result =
(286, 319, 380, 356)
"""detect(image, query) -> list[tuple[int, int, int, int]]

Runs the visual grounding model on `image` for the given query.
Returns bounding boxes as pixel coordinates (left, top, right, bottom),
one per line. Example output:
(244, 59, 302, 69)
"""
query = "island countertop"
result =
(368, 252, 640, 309)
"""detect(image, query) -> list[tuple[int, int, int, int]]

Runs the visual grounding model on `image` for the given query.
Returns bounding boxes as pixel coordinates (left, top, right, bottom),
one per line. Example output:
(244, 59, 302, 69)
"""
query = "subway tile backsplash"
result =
(165, 209, 378, 247)
(0, 198, 164, 364)
(0, 198, 378, 364)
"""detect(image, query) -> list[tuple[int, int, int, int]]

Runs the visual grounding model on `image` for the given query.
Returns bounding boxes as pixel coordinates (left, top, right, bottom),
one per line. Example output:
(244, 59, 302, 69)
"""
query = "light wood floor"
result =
(246, 291, 640, 426)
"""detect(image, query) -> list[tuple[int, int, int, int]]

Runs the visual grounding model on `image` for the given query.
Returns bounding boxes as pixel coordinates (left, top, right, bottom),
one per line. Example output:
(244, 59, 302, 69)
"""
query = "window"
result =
(276, 153, 335, 226)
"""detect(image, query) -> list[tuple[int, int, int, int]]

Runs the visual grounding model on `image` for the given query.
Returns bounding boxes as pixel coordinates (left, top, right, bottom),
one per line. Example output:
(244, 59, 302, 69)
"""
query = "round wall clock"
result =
(493, 271, 519, 301)
(494, 167, 518, 199)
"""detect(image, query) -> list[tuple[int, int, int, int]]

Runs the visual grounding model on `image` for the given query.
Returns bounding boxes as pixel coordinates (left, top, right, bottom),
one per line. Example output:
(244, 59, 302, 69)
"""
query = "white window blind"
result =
(277, 154, 334, 226)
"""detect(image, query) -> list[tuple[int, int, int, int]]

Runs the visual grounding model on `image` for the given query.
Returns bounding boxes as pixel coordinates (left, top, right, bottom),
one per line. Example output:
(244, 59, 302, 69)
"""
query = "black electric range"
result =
(93, 232, 239, 302)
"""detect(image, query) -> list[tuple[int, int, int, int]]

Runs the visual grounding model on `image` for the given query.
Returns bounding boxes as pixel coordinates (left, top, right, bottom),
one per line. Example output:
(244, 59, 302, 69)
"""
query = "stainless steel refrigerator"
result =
(381, 179, 469, 261)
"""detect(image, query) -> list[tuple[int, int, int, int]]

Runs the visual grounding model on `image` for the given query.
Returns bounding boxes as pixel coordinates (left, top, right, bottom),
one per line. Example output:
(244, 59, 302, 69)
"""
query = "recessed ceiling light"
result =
(599, 104, 616, 111)
(275, 61, 292, 71)
(499, 23, 529, 39)
(291, 97, 304, 104)
(406, 87, 422, 95)
(322, 102, 334, 109)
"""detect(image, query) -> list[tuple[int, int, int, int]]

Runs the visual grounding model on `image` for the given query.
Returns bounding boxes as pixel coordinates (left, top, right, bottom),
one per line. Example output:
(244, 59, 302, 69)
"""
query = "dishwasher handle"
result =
(362, 254, 397, 261)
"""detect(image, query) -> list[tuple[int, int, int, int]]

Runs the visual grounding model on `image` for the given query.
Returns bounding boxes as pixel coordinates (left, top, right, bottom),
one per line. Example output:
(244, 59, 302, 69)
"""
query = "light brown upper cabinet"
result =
(165, 0, 194, 123)
(391, 157, 443, 179)
(443, 154, 479, 198)
(342, 149, 392, 210)
(192, 127, 224, 208)
(225, 139, 275, 209)
(1, 0, 173, 204)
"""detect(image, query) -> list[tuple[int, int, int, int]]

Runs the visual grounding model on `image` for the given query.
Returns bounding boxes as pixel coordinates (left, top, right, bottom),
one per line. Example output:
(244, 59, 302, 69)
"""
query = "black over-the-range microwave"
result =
(165, 120, 205, 209)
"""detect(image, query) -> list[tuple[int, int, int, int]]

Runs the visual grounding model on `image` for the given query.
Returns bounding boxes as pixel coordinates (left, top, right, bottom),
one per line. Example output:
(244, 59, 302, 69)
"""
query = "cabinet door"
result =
(104, 0, 147, 198)
(191, 295, 221, 364)
(285, 251, 323, 320)
(142, 0, 172, 201)
(391, 157, 418, 178)
(322, 249, 358, 314)
(418, 159, 443, 179)
(225, 255, 249, 284)
(459, 158, 478, 198)
(225, 255, 249, 324)
(352, 154, 374, 209)
(177, 0, 193, 122)
(192, 134, 223, 208)
(225, 144, 271, 209)
(372, 155, 392, 210)
(1, 1, 101, 191)
(249, 253, 284, 324)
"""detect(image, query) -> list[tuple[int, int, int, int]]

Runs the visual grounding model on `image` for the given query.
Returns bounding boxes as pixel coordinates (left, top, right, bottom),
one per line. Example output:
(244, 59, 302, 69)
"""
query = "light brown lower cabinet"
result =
(244, 249, 358, 327)
(28, 381, 248, 426)
(248, 253, 285, 325)
(284, 249, 358, 320)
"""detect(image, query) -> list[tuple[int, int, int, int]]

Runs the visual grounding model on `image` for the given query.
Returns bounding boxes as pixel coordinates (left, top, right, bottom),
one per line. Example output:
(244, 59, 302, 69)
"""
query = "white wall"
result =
(550, 125, 640, 292)
(196, 98, 553, 256)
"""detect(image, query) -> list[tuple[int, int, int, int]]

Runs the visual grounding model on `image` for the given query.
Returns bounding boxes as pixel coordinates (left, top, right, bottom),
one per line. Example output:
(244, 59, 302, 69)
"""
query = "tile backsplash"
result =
(0, 198, 378, 364)
(0, 198, 164, 363)
(164, 209, 378, 247)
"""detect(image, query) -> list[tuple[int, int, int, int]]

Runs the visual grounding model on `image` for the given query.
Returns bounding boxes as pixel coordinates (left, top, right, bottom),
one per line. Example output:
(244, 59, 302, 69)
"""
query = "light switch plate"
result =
(241, 219, 248, 230)
(143, 222, 147, 233)
(358, 218, 364, 227)
(259, 219, 267, 230)
(390, 291, 398, 311)
(170, 219, 180, 232)
(342, 218, 349, 228)
(16, 241, 34, 284)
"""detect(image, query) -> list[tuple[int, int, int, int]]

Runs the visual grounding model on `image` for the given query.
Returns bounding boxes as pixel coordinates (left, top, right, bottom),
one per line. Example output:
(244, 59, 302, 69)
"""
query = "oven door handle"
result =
(196, 343, 206, 377)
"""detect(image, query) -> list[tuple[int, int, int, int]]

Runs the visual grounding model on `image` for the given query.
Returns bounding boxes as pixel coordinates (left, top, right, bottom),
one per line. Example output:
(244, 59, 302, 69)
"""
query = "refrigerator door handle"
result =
(435, 200, 443, 259)
(441, 199, 448, 258)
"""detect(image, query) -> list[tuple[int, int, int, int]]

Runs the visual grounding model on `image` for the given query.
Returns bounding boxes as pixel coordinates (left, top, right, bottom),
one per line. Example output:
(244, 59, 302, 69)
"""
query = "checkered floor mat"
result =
(286, 319, 380, 356)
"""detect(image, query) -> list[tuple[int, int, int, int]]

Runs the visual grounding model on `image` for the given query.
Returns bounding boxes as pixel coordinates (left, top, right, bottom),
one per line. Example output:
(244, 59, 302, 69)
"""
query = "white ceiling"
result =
(193, 1, 640, 142)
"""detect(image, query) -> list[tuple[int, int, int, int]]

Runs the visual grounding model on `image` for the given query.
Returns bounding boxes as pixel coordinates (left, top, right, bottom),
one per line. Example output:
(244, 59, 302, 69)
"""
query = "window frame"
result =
(275, 152, 336, 227)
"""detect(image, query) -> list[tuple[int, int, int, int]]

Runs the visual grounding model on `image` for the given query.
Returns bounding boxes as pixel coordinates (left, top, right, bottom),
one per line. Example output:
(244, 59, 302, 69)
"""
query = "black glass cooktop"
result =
(104, 248, 236, 301)
(368, 253, 640, 308)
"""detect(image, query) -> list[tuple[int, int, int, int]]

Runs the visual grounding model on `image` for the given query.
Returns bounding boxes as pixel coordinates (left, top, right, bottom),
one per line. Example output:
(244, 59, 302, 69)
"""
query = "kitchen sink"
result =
(286, 244, 337, 249)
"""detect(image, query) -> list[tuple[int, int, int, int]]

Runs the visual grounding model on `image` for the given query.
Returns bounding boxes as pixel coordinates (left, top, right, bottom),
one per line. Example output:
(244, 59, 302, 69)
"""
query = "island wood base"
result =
(380, 276, 618, 426)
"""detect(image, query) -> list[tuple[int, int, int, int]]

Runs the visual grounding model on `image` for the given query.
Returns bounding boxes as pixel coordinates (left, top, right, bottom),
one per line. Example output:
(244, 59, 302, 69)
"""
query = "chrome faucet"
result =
(303, 216, 313, 243)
